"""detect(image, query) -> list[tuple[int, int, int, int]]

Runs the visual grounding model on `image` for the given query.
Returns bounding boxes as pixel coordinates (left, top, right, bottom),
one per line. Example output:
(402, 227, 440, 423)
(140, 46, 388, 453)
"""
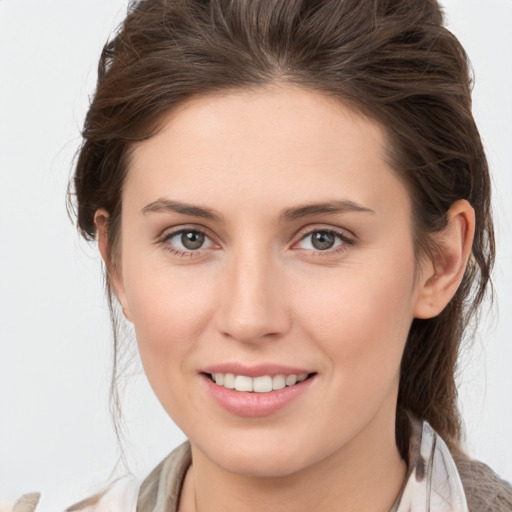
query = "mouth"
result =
(201, 367, 318, 417)
(204, 372, 317, 393)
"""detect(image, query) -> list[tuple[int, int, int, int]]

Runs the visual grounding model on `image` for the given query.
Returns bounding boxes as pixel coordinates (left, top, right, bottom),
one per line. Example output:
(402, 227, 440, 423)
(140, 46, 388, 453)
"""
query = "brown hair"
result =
(71, 0, 494, 457)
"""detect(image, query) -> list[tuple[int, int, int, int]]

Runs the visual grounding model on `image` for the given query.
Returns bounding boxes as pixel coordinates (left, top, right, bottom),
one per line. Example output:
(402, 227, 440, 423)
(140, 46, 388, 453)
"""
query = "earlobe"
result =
(93, 209, 133, 323)
(94, 209, 111, 267)
(414, 200, 475, 319)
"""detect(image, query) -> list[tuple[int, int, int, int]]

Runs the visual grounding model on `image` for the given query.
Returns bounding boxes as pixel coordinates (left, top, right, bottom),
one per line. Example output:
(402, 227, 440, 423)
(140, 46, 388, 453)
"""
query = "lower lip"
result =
(202, 374, 316, 417)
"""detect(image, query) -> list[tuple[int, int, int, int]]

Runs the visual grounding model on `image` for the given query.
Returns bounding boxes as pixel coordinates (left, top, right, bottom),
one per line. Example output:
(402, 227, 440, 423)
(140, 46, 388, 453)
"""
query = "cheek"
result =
(295, 255, 416, 394)
(121, 255, 217, 380)
(121, 266, 222, 426)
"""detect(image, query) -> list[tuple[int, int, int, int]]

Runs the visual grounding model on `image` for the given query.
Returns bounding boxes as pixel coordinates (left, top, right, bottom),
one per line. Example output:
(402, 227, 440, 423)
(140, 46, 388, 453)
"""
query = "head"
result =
(71, 0, 494, 467)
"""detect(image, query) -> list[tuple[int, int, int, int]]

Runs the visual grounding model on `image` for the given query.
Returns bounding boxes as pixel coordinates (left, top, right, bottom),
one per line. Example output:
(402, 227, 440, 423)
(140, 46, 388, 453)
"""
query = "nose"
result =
(215, 246, 291, 344)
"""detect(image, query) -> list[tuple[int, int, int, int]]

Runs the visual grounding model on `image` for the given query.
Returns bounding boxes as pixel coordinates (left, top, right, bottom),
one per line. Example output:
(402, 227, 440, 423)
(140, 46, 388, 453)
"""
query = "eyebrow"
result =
(279, 200, 375, 221)
(141, 198, 375, 222)
(141, 199, 222, 221)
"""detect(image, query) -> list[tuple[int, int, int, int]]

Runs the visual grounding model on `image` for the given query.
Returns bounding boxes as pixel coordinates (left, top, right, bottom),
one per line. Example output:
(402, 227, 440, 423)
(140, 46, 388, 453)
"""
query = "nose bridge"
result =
(216, 241, 288, 343)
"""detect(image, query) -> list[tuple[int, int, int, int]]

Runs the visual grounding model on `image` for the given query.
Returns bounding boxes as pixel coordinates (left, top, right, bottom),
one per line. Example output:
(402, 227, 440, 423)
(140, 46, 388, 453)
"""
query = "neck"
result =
(180, 407, 407, 512)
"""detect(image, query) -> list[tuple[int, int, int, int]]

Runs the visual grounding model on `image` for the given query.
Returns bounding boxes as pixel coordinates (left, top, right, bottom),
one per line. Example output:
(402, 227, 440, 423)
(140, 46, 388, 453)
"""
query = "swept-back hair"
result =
(71, 0, 494, 458)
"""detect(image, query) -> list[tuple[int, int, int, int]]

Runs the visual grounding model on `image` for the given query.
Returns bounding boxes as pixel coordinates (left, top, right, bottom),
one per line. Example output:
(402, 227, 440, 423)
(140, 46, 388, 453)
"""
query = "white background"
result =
(0, 1, 511, 509)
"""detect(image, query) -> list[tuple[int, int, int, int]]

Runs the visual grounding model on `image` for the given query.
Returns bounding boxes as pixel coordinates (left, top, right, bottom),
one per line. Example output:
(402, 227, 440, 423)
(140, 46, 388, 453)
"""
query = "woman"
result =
(12, 0, 512, 510)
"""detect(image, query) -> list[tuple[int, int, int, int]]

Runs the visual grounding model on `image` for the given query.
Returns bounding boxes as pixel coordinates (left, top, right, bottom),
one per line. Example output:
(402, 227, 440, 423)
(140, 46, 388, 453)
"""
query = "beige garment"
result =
(136, 443, 191, 512)
(9, 476, 140, 512)
(11, 494, 40, 512)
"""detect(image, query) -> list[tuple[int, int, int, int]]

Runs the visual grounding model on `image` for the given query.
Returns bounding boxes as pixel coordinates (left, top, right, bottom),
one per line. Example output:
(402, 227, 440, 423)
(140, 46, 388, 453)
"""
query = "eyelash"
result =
(157, 226, 355, 258)
(294, 228, 355, 256)
(158, 228, 213, 258)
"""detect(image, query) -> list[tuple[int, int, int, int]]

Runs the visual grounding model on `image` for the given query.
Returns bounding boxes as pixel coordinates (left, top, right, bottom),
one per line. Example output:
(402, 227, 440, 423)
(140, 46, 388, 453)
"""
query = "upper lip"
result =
(201, 363, 314, 378)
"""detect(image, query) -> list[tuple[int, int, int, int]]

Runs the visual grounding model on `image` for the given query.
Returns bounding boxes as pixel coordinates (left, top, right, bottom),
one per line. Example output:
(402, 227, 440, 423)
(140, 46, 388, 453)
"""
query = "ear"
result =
(94, 209, 133, 322)
(414, 200, 475, 319)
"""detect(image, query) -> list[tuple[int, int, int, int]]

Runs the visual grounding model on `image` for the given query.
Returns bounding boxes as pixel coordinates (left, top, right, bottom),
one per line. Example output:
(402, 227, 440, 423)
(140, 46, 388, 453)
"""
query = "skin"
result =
(95, 84, 474, 512)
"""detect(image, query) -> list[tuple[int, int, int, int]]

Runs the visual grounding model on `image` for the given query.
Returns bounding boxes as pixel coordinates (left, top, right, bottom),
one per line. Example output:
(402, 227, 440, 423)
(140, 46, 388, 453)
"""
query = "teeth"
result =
(234, 375, 253, 392)
(223, 373, 235, 389)
(272, 375, 286, 390)
(253, 376, 273, 392)
(211, 372, 311, 392)
(285, 374, 297, 386)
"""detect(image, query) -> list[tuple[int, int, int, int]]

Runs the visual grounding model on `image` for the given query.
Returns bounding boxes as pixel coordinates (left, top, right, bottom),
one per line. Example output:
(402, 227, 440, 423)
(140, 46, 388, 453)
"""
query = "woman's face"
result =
(113, 85, 428, 477)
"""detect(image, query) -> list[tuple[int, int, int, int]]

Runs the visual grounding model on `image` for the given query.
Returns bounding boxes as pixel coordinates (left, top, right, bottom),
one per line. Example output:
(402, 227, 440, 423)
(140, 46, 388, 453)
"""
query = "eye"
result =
(161, 228, 215, 255)
(296, 229, 351, 252)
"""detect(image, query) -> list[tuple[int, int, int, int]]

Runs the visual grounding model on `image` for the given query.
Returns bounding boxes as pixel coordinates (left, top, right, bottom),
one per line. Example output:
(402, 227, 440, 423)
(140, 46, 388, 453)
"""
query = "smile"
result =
(208, 372, 311, 393)
(203, 371, 317, 417)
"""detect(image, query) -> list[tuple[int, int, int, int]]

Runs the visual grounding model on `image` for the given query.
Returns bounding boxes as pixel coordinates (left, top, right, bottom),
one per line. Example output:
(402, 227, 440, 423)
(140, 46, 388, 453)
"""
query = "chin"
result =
(191, 427, 335, 479)
(216, 448, 307, 478)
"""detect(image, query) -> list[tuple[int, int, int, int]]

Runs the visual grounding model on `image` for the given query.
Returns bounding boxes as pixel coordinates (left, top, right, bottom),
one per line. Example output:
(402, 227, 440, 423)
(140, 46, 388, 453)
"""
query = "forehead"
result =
(125, 85, 410, 219)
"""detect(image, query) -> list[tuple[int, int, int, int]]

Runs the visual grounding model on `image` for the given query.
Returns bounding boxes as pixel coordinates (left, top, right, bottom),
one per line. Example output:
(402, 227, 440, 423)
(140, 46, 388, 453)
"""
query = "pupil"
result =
(181, 231, 204, 250)
(311, 231, 335, 250)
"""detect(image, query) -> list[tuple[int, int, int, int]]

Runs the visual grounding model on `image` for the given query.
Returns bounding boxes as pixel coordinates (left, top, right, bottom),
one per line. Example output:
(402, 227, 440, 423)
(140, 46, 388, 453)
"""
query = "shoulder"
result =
(67, 476, 140, 512)
(10, 442, 191, 512)
(401, 414, 512, 512)
(7, 493, 41, 512)
(10, 476, 140, 512)
(452, 452, 512, 512)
